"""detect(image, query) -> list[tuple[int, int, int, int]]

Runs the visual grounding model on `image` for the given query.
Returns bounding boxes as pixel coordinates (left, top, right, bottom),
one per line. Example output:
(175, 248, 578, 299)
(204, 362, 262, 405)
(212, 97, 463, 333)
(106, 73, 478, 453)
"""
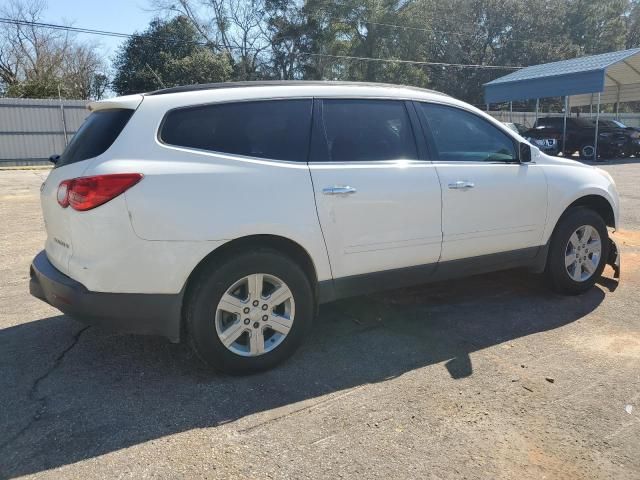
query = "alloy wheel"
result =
(565, 225, 602, 282)
(214, 273, 295, 356)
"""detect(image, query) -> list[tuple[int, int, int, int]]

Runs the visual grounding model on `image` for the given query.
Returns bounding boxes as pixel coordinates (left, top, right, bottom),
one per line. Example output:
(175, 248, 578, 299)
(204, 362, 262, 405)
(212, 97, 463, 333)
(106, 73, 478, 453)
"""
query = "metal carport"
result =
(484, 48, 640, 159)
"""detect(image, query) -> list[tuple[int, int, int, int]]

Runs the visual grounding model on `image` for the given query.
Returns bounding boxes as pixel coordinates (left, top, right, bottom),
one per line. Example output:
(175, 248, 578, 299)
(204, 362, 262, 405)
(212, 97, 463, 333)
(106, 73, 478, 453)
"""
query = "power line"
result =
(299, 52, 519, 69)
(307, 6, 614, 46)
(308, 10, 474, 38)
(311, 15, 581, 49)
(0, 18, 131, 38)
(0, 17, 522, 70)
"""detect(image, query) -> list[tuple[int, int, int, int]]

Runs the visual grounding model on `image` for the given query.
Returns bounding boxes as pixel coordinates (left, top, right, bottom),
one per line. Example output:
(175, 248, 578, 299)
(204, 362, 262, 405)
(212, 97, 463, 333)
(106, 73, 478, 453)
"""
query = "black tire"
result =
(546, 207, 609, 295)
(185, 249, 314, 374)
(579, 144, 595, 160)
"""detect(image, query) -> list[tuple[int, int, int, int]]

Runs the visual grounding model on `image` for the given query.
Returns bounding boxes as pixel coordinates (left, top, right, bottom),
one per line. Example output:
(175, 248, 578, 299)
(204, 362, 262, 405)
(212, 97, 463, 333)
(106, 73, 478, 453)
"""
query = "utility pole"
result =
(58, 84, 68, 146)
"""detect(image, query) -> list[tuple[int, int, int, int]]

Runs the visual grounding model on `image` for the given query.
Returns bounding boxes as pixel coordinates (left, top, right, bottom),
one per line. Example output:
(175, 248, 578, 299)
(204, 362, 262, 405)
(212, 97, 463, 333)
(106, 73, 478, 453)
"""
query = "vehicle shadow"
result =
(0, 269, 607, 478)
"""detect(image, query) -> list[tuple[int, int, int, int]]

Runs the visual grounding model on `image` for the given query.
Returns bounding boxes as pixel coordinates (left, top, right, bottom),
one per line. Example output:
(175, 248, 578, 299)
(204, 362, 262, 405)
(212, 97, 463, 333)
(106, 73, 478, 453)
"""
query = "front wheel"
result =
(546, 207, 609, 295)
(579, 144, 596, 160)
(186, 249, 314, 374)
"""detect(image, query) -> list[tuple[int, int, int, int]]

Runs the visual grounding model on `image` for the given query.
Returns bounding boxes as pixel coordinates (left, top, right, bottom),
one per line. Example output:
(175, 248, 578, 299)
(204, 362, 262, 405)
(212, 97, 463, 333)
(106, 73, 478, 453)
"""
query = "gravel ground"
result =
(0, 163, 639, 479)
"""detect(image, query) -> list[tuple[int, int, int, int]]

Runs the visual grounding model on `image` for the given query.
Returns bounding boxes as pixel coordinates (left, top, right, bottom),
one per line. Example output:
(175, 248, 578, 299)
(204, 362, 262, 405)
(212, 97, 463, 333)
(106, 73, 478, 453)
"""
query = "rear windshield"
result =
(56, 109, 133, 168)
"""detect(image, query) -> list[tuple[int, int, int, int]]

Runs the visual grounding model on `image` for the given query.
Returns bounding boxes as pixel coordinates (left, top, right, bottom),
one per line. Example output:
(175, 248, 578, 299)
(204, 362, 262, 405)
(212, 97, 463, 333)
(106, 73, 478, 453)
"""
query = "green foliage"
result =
(119, 0, 640, 103)
(111, 16, 232, 95)
(5, 79, 61, 98)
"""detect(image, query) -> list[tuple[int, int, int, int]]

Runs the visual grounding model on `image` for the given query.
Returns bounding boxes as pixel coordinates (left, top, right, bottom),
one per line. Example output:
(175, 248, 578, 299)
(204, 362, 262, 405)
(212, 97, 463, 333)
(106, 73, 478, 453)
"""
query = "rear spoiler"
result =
(88, 94, 143, 112)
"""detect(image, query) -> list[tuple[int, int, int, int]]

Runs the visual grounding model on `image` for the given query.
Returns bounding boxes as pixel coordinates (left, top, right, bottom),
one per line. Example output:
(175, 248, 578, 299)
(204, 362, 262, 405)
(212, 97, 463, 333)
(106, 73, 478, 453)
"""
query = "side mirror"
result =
(519, 142, 532, 163)
(49, 154, 60, 165)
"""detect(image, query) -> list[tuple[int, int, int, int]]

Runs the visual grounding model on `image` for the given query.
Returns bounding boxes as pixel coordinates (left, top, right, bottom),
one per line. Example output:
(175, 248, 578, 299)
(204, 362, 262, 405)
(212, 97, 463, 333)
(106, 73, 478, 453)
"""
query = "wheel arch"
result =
(543, 192, 616, 247)
(564, 194, 616, 228)
(533, 193, 615, 275)
(180, 234, 320, 336)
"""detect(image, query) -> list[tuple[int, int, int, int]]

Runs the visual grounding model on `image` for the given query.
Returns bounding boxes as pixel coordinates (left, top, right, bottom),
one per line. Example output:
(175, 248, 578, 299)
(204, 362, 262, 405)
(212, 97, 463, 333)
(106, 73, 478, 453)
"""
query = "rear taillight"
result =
(57, 174, 143, 211)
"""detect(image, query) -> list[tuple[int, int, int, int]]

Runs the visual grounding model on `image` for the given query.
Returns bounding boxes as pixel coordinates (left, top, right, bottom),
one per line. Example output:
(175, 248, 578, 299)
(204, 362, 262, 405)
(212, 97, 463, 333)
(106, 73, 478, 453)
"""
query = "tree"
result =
(565, 0, 628, 54)
(152, 0, 270, 80)
(627, 0, 640, 47)
(112, 16, 232, 95)
(149, 0, 640, 105)
(295, 0, 428, 86)
(264, 0, 311, 79)
(0, 0, 108, 99)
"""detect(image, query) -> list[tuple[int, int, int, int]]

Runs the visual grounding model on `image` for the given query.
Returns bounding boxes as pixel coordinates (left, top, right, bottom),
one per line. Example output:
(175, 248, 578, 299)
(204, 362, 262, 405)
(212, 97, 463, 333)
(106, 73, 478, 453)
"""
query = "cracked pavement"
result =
(0, 165, 639, 479)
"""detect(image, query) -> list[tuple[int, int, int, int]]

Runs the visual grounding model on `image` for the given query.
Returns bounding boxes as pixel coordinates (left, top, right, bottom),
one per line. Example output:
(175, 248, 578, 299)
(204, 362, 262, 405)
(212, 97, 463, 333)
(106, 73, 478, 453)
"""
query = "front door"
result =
(415, 101, 548, 262)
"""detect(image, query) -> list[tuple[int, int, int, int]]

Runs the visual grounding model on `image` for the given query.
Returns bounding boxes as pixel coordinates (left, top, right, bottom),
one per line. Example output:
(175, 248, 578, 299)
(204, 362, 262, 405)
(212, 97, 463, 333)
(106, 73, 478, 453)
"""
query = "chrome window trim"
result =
(155, 142, 311, 169)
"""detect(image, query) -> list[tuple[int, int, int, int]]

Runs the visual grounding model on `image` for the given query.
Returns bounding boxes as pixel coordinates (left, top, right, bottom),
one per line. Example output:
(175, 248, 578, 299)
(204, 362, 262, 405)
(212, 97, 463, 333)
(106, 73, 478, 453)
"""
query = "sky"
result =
(2, 0, 157, 59)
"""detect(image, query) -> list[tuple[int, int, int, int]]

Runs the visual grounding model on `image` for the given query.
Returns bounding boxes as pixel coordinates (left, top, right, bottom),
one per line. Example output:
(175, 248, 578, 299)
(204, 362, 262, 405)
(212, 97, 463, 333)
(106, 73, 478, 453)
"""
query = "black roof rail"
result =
(145, 80, 448, 97)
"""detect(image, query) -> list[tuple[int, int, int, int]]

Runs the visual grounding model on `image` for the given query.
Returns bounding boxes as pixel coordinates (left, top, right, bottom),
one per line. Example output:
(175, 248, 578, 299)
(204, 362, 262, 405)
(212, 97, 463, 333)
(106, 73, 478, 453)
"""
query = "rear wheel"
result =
(186, 249, 314, 374)
(546, 207, 609, 295)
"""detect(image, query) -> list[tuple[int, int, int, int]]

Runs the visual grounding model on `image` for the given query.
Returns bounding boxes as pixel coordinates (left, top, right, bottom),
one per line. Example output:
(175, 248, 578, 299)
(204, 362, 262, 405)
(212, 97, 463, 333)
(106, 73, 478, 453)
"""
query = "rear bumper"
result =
(30, 250, 182, 342)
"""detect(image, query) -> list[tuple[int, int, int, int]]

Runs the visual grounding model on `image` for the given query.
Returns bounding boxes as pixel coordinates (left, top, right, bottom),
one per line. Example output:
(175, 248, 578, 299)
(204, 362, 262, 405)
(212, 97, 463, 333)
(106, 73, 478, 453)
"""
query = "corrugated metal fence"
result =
(0, 98, 89, 166)
(3, 98, 640, 166)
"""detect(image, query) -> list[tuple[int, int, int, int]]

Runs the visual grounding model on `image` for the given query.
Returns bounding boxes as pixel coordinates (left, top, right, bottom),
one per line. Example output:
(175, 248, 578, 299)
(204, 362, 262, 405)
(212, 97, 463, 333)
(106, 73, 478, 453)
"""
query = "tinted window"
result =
(570, 118, 595, 128)
(418, 103, 516, 162)
(160, 100, 312, 162)
(318, 99, 417, 162)
(536, 117, 562, 128)
(57, 109, 133, 167)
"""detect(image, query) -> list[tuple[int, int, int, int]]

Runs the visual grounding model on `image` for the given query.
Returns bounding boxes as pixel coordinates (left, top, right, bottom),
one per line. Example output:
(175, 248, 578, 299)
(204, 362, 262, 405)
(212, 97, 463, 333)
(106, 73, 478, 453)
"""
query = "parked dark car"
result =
(525, 117, 631, 160)
(504, 122, 559, 155)
(593, 119, 640, 157)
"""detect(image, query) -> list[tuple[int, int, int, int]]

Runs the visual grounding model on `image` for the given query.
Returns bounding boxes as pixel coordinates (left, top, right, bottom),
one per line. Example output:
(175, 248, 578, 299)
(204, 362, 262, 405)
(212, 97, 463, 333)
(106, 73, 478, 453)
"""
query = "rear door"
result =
(309, 98, 442, 279)
(415, 101, 547, 262)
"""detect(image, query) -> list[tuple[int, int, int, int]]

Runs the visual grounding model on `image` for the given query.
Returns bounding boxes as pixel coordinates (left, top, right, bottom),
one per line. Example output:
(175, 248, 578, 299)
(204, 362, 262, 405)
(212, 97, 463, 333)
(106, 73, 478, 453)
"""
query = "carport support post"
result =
(535, 99, 539, 126)
(594, 92, 601, 161)
(562, 96, 568, 155)
(509, 101, 513, 122)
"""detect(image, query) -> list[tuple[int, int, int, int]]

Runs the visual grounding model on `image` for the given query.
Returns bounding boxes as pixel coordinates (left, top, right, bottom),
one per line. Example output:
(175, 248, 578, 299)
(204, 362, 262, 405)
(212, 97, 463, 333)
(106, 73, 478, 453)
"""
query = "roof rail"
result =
(145, 80, 447, 97)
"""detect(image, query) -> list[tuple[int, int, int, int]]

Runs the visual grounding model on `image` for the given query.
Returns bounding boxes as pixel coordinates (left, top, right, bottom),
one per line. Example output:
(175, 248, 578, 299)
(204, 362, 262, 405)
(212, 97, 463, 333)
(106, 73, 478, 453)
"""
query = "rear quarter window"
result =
(56, 109, 134, 168)
(159, 99, 312, 162)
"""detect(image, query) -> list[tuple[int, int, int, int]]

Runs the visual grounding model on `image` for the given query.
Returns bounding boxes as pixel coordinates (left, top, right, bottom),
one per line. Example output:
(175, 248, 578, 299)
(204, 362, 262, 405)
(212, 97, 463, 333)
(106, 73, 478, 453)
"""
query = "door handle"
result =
(322, 185, 357, 196)
(448, 181, 475, 190)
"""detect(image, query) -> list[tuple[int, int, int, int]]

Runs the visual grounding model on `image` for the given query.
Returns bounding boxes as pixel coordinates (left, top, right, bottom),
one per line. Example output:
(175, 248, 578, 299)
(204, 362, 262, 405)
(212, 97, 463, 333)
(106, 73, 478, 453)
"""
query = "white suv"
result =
(30, 81, 621, 373)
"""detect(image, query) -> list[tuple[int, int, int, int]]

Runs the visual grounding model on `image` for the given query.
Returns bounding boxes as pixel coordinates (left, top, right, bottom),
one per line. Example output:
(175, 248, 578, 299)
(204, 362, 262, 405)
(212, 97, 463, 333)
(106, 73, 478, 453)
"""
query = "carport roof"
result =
(484, 48, 640, 106)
